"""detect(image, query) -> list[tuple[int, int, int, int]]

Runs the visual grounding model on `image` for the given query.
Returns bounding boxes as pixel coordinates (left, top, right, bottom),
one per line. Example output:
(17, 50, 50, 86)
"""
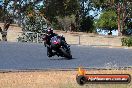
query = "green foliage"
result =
(0, 0, 96, 33)
(51, 20, 63, 30)
(79, 0, 94, 17)
(42, 0, 80, 31)
(23, 15, 47, 33)
(96, 10, 117, 34)
(126, 18, 132, 29)
(4, 0, 132, 35)
(0, 5, 3, 21)
(80, 16, 95, 33)
(121, 37, 132, 47)
(92, 0, 132, 35)
(78, 0, 97, 32)
(44, 0, 79, 22)
(91, 0, 119, 10)
(56, 15, 76, 31)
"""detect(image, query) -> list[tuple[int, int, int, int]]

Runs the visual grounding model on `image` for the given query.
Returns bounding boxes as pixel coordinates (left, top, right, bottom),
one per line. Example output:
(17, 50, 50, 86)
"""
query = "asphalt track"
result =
(0, 42, 132, 70)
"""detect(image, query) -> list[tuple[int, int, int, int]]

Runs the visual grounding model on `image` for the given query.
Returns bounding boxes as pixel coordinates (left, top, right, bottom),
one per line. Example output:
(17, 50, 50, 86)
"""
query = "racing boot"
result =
(47, 47, 53, 57)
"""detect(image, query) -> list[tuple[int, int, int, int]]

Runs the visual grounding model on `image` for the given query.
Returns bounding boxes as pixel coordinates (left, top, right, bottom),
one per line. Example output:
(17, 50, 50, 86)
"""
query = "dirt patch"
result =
(0, 70, 131, 88)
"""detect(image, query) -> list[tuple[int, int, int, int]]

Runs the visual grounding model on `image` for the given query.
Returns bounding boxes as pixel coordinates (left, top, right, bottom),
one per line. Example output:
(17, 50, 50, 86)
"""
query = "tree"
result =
(21, 1, 47, 33)
(43, 0, 79, 31)
(77, 0, 97, 33)
(92, 0, 132, 36)
(96, 10, 118, 35)
(0, 3, 3, 21)
(5, 0, 44, 26)
(23, 13, 47, 33)
(0, 0, 11, 22)
(80, 16, 95, 33)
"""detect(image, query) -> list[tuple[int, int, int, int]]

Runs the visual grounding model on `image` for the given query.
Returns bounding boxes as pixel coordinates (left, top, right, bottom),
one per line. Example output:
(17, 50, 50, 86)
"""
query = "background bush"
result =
(121, 37, 132, 47)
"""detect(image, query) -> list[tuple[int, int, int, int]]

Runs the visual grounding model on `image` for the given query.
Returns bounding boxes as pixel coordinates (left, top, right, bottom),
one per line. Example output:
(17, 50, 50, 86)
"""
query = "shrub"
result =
(121, 37, 132, 47)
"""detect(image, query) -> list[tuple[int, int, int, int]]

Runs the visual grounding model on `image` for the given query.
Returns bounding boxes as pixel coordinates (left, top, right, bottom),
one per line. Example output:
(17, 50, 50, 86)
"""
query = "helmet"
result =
(46, 27, 53, 34)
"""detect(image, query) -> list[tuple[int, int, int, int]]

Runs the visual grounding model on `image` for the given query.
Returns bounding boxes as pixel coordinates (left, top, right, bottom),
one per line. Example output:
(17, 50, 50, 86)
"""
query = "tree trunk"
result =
(122, 0, 127, 35)
(3, 2, 6, 22)
(117, 2, 121, 36)
(75, 11, 80, 32)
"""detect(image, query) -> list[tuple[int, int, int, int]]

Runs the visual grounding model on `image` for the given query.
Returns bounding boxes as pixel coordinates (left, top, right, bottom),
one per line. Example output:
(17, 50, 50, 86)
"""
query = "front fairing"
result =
(50, 36, 61, 48)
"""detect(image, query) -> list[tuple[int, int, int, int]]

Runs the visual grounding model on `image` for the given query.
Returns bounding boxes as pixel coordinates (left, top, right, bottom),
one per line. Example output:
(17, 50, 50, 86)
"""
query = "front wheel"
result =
(60, 47, 72, 59)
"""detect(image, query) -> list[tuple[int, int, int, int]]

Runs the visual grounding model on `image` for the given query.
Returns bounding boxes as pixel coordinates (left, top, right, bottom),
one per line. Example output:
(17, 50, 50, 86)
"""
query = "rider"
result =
(43, 27, 69, 57)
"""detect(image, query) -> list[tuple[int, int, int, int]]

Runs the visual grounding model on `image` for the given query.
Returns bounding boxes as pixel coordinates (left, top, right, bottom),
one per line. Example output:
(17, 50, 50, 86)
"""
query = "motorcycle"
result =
(44, 35, 72, 59)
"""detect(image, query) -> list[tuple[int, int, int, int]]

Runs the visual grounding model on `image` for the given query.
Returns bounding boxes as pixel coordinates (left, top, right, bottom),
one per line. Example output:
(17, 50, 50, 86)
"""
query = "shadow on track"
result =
(49, 57, 76, 60)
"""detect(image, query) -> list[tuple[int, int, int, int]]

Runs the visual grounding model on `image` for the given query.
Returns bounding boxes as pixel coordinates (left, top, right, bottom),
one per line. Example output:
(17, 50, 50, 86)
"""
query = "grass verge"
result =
(0, 69, 132, 88)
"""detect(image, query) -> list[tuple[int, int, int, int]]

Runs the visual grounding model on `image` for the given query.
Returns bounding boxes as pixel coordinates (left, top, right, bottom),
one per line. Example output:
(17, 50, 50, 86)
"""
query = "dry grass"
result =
(55, 30, 122, 46)
(0, 23, 123, 47)
(0, 23, 22, 42)
(0, 70, 132, 88)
